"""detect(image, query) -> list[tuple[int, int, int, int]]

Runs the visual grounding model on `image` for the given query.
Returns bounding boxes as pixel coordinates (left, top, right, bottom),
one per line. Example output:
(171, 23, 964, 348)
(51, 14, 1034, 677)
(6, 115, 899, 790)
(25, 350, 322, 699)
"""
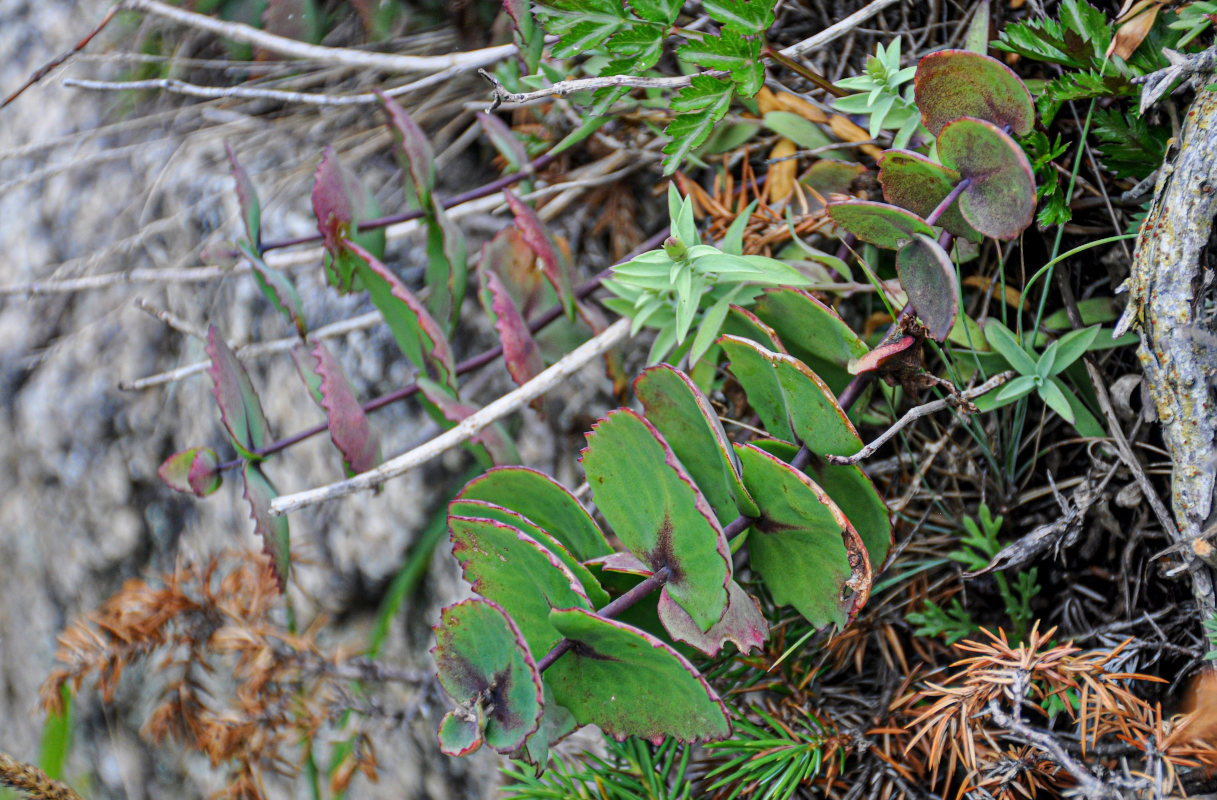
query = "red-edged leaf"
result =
(417, 378, 520, 465)
(481, 226, 547, 319)
(290, 342, 325, 406)
(937, 117, 1036, 241)
(243, 462, 290, 590)
(423, 203, 467, 335)
(313, 340, 381, 476)
(242, 244, 306, 336)
(312, 146, 352, 255)
(225, 142, 261, 249)
(848, 335, 917, 375)
(657, 581, 767, 656)
(477, 111, 530, 172)
(503, 189, 574, 321)
(158, 446, 221, 497)
(480, 267, 544, 387)
(377, 90, 436, 208)
(344, 240, 458, 393)
(915, 49, 1035, 137)
(206, 325, 272, 460)
(896, 234, 959, 342)
(877, 149, 982, 243)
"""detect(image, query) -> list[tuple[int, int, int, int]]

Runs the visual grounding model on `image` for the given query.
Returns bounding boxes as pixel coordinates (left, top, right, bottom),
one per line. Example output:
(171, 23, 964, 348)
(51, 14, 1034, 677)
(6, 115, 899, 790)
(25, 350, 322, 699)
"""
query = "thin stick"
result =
(269, 318, 630, 516)
(826, 371, 1014, 465)
(121, 0, 517, 75)
(986, 701, 1114, 799)
(480, 0, 900, 110)
(1, 5, 119, 108)
(122, 310, 383, 391)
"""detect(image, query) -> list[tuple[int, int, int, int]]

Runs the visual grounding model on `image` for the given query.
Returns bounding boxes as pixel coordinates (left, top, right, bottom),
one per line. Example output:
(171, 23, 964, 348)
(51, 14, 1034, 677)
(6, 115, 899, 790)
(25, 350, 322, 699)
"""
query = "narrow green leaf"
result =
(984, 319, 1038, 376)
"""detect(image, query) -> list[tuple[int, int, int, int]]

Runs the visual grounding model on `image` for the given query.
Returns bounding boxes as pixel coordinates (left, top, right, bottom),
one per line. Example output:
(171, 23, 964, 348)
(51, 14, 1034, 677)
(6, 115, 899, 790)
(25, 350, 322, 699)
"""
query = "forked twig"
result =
(826, 371, 1014, 466)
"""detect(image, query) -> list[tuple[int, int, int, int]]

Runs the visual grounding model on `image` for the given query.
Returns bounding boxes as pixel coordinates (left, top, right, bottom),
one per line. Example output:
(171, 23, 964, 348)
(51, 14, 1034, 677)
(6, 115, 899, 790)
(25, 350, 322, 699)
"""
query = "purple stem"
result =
(215, 228, 669, 470)
(249, 152, 557, 256)
(536, 566, 672, 673)
(924, 178, 970, 228)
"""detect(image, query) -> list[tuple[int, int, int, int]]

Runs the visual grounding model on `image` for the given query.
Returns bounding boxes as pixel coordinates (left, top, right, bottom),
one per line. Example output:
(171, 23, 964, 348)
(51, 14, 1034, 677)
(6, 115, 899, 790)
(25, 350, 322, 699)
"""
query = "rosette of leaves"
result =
(827, 50, 1037, 342)
(432, 336, 892, 766)
(601, 184, 812, 366)
(832, 37, 928, 149)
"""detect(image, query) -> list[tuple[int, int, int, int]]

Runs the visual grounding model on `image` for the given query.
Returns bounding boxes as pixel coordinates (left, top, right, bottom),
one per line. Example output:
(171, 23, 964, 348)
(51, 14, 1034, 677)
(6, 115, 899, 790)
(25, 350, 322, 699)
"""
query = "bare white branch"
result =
(121, 0, 517, 74)
(269, 317, 631, 516)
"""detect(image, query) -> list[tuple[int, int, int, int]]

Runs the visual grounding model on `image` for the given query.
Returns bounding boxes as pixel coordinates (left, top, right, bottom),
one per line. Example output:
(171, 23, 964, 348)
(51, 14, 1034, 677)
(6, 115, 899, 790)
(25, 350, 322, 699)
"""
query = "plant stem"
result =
(536, 566, 672, 673)
(216, 228, 668, 471)
(925, 178, 970, 227)
(256, 153, 557, 256)
(763, 47, 848, 98)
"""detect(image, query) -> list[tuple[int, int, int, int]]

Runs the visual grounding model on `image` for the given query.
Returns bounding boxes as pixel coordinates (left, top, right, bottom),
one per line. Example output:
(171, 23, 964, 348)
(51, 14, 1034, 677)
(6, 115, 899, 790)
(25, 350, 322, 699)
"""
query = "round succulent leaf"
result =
(579, 409, 731, 633)
(438, 709, 483, 757)
(751, 288, 870, 394)
(545, 607, 731, 743)
(826, 200, 935, 250)
(634, 365, 759, 523)
(896, 234, 960, 342)
(736, 444, 872, 627)
(432, 598, 543, 755)
(749, 438, 892, 571)
(914, 49, 1034, 137)
(657, 581, 768, 656)
(877, 149, 982, 242)
(448, 499, 610, 608)
(771, 350, 865, 457)
(456, 467, 611, 561)
(448, 515, 591, 656)
(937, 117, 1036, 241)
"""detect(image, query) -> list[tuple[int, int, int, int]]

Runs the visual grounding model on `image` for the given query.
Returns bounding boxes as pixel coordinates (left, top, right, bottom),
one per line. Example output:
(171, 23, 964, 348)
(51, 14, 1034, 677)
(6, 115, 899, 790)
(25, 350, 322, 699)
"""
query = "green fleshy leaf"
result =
(206, 325, 272, 460)
(432, 598, 543, 754)
(914, 49, 1034, 136)
(580, 409, 731, 632)
(449, 515, 591, 655)
(242, 462, 290, 589)
(656, 581, 768, 656)
(225, 142, 261, 249)
(826, 200, 935, 250)
(157, 446, 221, 497)
(751, 288, 870, 395)
(736, 443, 872, 627)
(896, 234, 959, 342)
(634, 365, 759, 523)
(545, 607, 731, 743)
(449, 499, 609, 609)
(456, 467, 612, 561)
(877, 149, 982, 242)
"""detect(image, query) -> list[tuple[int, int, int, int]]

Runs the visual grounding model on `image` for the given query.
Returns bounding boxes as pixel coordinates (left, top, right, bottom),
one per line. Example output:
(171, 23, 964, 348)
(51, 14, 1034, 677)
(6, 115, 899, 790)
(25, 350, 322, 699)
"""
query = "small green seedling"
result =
(983, 319, 1100, 425)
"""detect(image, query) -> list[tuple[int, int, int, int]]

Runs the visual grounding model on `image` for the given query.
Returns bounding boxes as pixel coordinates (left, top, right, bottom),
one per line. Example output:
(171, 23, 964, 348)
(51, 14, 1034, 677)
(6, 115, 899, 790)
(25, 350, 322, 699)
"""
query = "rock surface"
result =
(0, 2, 575, 796)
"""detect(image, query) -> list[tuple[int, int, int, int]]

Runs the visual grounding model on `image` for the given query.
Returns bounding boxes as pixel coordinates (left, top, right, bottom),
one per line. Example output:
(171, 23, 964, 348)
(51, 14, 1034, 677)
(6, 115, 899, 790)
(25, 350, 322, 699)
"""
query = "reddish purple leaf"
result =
(937, 117, 1036, 241)
(480, 268, 544, 388)
(477, 112, 529, 171)
(503, 189, 574, 320)
(376, 90, 436, 207)
(417, 378, 519, 465)
(290, 342, 325, 406)
(206, 325, 272, 460)
(345, 239, 458, 393)
(848, 335, 917, 375)
(158, 446, 222, 497)
(877, 149, 982, 243)
(313, 340, 381, 476)
(657, 581, 767, 656)
(312, 146, 352, 254)
(225, 142, 261, 249)
(482, 226, 547, 319)
(243, 462, 290, 590)
(915, 49, 1035, 137)
(896, 234, 959, 342)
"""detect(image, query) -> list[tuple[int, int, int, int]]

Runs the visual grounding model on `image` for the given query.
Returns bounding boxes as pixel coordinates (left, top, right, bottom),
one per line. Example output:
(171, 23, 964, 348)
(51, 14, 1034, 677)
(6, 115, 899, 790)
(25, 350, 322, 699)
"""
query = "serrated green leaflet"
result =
(664, 76, 734, 174)
(580, 409, 731, 632)
(703, 0, 776, 32)
(545, 607, 731, 743)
